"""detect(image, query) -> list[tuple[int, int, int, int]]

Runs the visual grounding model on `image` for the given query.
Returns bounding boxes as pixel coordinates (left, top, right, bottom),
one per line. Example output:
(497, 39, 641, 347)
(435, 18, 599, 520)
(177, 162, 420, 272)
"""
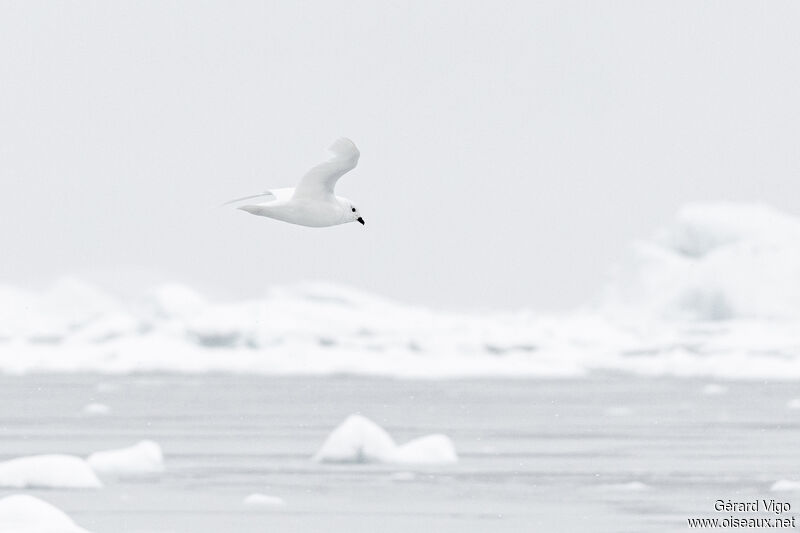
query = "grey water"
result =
(1, 375, 799, 532)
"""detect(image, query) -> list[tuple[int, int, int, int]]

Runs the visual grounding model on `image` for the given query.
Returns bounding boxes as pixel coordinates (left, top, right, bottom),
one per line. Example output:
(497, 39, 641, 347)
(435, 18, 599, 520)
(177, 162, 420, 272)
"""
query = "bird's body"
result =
(227, 138, 365, 228)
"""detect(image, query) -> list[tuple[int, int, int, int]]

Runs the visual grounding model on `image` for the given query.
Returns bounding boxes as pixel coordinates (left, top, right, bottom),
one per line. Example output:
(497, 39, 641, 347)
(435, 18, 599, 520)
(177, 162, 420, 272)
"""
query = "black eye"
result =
(351, 208, 356, 212)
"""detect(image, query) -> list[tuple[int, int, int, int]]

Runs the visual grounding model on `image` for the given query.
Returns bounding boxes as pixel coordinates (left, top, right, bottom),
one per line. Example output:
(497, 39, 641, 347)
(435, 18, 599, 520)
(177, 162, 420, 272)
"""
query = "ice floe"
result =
(313, 414, 457, 464)
(242, 494, 286, 507)
(0, 455, 102, 489)
(0, 494, 92, 533)
(87, 440, 164, 476)
(391, 434, 458, 464)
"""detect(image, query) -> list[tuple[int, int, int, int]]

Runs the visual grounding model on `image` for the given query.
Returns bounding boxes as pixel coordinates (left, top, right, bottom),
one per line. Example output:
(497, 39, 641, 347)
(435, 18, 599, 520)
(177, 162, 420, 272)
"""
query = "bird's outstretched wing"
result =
(292, 138, 360, 201)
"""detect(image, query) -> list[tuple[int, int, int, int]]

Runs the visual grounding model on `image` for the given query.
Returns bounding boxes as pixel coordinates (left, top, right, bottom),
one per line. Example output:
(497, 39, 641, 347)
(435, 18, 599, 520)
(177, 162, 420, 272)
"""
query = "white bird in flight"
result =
(225, 138, 365, 228)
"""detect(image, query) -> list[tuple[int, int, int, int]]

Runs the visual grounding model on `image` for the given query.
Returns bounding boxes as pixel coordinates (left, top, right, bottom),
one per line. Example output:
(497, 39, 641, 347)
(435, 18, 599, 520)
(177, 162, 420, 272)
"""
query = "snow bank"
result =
(87, 440, 164, 476)
(0, 494, 92, 533)
(313, 414, 458, 464)
(0, 455, 102, 489)
(1, 203, 800, 380)
(243, 494, 286, 507)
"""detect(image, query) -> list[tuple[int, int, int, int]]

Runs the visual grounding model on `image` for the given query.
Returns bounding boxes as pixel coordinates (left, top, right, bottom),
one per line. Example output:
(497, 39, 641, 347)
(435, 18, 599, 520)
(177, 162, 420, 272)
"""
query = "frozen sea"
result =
(2, 374, 799, 532)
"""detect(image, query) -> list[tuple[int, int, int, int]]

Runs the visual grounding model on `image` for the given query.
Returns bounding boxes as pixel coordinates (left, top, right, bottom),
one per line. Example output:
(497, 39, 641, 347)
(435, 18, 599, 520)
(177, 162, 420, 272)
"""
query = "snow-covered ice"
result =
(312, 415, 397, 463)
(787, 399, 800, 409)
(1, 203, 800, 380)
(242, 494, 286, 507)
(313, 414, 457, 464)
(391, 434, 458, 465)
(87, 440, 164, 476)
(0, 494, 92, 533)
(0, 455, 102, 489)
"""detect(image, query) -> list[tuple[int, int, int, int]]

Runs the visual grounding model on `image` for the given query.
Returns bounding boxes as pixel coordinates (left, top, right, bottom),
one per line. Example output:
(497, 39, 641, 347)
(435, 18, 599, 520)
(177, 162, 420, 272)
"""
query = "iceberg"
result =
(313, 414, 457, 464)
(87, 440, 164, 476)
(0, 455, 102, 489)
(0, 494, 92, 533)
(604, 203, 800, 321)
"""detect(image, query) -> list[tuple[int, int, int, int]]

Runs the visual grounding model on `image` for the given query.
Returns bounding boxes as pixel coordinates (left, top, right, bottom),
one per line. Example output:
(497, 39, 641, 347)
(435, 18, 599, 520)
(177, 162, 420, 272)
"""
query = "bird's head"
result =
(340, 199, 365, 226)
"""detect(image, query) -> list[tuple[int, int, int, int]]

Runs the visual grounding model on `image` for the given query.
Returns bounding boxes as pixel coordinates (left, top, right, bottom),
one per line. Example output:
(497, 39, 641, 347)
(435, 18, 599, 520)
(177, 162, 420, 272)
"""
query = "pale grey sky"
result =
(1, 1, 798, 310)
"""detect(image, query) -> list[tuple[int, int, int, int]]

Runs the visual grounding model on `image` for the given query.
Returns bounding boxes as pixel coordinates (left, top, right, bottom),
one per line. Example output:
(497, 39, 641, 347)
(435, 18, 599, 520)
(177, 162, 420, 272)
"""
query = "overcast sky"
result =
(1, 1, 798, 310)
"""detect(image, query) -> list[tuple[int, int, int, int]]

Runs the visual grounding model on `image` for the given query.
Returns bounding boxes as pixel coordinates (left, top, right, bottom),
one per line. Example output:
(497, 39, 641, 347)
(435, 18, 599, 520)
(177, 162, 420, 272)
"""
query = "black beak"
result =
(357, 217, 365, 225)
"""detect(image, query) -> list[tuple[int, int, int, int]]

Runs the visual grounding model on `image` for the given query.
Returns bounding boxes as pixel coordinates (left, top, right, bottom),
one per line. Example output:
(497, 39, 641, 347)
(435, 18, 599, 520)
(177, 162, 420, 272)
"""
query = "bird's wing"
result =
(292, 138, 360, 201)
(222, 187, 295, 206)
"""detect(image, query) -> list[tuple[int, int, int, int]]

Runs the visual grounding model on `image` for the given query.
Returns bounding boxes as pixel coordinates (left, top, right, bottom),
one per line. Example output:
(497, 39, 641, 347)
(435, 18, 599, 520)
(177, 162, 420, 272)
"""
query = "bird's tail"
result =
(221, 191, 275, 207)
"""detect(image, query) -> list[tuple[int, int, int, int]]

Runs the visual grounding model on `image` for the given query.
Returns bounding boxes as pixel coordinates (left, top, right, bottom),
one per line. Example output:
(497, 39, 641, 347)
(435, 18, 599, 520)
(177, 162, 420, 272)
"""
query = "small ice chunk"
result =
(87, 440, 164, 476)
(391, 435, 458, 465)
(771, 480, 800, 492)
(0, 494, 93, 533)
(313, 414, 458, 464)
(0, 455, 102, 489)
(602, 481, 650, 491)
(312, 414, 397, 463)
(702, 384, 727, 395)
(787, 399, 800, 409)
(243, 493, 286, 507)
(82, 403, 111, 416)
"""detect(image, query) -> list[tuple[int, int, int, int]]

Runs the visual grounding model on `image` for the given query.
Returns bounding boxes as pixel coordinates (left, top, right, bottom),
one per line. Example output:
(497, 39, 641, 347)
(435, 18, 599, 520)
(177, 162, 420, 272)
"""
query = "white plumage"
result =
(226, 138, 365, 228)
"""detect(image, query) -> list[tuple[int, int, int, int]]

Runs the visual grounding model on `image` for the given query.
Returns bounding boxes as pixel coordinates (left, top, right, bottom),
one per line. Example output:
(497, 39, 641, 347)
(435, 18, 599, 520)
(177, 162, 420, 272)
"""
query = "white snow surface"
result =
(87, 440, 164, 476)
(0, 494, 92, 533)
(1, 203, 799, 379)
(0, 455, 102, 489)
(313, 414, 458, 464)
